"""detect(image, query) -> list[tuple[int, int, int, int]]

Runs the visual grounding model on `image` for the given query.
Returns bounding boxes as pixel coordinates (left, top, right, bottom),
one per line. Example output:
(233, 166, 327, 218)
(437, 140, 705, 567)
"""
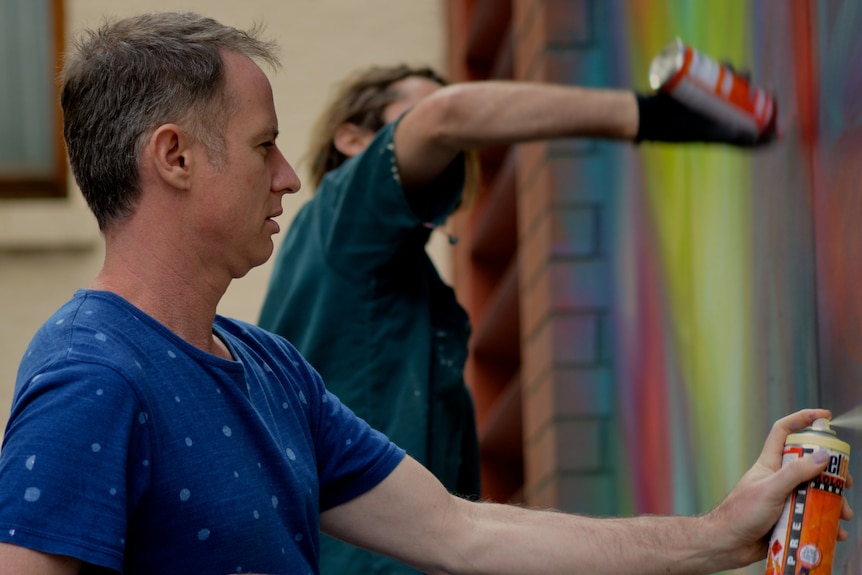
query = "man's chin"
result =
(232, 246, 274, 280)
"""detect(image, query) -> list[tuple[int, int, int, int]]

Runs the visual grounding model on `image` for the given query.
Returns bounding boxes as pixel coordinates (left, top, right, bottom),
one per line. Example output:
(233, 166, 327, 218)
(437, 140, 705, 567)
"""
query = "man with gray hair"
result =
(0, 12, 851, 575)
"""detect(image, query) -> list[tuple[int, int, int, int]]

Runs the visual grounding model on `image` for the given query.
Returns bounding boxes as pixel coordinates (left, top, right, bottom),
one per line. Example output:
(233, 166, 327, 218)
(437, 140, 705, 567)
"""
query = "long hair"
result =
(307, 64, 479, 209)
(61, 12, 280, 230)
(307, 65, 446, 189)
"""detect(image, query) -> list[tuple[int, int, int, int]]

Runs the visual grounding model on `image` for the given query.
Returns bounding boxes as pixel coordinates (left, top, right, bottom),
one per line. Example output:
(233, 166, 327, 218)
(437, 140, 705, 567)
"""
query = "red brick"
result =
(521, 315, 554, 389)
(520, 207, 597, 269)
(544, 0, 592, 46)
(521, 261, 609, 339)
(521, 313, 599, 388)
(523, 366, 613, 440)
(512, 0, 539, 39)
(520, 212, 548, 292)
(552, 313, 601, 363)
(549, 260, 610, 310)
(513, 0, 594, 80)
(516, 149, 605, 240)
(515, 141, 547, 192)
(535, 49, 601, 84)
(523, 419, 605, 486)
(517, 148, 553, 235)
(513, 0, 543, 79)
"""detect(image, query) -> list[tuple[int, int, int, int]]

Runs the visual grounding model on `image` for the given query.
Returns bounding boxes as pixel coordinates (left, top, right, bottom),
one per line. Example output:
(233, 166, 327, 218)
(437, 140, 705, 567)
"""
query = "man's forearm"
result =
(447, 499, 735, 575)
(323, 455, 746, 575)
(323, 412, 836, 575)
(393, 81, 639, 189)
(427, 81, 640, 149)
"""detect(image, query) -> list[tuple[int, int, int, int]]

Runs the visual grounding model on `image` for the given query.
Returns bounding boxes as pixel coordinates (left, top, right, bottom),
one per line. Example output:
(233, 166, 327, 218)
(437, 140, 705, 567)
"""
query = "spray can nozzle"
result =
(810, 417, 834, 434)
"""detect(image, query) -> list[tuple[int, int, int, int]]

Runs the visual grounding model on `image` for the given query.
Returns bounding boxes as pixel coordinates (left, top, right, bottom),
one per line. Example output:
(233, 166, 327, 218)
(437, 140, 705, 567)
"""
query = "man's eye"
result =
(262, 141, 275, 148)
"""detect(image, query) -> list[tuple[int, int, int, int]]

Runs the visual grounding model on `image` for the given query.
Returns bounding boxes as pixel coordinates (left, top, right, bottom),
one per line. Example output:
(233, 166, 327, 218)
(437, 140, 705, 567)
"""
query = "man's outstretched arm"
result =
(321, 408, 849, 575)
(392, 80, 775, 191)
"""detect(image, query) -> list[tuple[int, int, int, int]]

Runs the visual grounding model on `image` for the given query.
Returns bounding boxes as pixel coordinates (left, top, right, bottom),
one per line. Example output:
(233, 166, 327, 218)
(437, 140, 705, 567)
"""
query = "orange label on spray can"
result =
(765, 425, 850, 575)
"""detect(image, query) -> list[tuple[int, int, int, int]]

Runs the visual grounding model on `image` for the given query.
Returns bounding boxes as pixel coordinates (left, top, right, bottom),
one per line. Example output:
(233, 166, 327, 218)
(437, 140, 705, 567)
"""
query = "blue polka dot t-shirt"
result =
(0, 290, 405, 574)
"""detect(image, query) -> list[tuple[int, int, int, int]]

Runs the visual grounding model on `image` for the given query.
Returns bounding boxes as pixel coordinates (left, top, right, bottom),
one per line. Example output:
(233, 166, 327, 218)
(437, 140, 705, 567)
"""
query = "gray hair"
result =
(61, 12, 280, 230)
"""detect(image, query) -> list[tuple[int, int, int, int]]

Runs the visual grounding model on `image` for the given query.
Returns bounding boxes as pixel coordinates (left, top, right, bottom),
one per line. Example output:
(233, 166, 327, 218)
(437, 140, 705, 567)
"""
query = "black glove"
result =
(635, 91, 777, 147)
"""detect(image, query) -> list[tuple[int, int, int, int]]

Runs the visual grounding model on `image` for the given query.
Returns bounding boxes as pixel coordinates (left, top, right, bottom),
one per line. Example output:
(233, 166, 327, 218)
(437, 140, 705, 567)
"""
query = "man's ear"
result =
(333, 123, 375, 158)
(149, 124, 192, 189)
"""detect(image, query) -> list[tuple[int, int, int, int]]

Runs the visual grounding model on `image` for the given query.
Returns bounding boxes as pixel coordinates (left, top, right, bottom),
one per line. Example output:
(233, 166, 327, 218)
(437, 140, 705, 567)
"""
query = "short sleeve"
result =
(311, 120, 464, 275)
(313, 386, 406, 511)
(0, 361, 151, 571)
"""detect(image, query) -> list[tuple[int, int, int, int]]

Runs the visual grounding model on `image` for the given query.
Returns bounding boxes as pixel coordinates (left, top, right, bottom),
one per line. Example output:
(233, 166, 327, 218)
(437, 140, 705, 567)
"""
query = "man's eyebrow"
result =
(254, 126, 280, 141)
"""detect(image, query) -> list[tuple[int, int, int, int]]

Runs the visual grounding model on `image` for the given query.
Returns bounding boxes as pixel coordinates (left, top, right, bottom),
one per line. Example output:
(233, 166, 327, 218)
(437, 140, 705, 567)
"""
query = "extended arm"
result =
(321, 409, 847, 575)
(325, 459, 724, 575)
(393, 80, 774, 190)
(393, 82, 638, 189)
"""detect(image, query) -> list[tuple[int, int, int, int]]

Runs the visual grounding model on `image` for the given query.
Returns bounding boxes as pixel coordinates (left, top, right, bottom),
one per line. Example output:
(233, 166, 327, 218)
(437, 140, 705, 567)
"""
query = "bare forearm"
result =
(429, 81, 639, 148)
(394, 81, 638, 188)
(444, 500, 734, 575)
(326, 412, 839, 575)
(325, 457, 740, 575)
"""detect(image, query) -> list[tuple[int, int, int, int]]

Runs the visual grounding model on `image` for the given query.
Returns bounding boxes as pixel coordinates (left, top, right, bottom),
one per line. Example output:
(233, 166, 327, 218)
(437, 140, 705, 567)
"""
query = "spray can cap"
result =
(787, 417, 850, 455)
(811, 417, 834, 434)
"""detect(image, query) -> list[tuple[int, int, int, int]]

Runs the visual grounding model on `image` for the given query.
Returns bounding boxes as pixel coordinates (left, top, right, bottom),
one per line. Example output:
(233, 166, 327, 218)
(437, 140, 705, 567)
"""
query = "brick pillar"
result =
(513, 0, 618, 515)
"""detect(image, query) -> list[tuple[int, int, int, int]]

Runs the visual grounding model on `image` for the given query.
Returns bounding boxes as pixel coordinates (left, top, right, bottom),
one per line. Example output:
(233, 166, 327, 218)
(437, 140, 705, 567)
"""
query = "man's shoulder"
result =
(17, 291, 162, 386)
(320, 121, 399, 192)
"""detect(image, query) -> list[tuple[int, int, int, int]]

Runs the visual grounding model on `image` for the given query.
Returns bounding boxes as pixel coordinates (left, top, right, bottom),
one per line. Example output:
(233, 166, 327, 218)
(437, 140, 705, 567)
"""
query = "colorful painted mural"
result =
(600, 1, 860, 572)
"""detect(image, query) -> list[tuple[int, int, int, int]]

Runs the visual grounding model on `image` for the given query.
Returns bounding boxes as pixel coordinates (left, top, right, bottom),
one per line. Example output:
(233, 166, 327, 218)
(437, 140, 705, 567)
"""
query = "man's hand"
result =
(635, 91, 778, 147)
(703, 409, 853, 566)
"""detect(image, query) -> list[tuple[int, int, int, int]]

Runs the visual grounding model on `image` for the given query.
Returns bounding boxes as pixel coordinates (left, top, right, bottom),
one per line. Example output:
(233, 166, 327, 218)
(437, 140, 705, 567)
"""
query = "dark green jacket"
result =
(258, 121, 480, 575)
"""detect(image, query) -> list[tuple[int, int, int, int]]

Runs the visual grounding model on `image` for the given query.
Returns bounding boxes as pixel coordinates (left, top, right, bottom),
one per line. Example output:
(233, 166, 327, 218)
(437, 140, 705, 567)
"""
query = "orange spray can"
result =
(648, 38, 776, 141)
(765, 418, 850, 575)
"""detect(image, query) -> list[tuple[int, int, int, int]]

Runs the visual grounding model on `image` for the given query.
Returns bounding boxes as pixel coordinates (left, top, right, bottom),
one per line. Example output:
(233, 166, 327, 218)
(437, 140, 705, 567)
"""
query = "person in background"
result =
(0, 11, 851, 575)
(257, 59, 777, 575)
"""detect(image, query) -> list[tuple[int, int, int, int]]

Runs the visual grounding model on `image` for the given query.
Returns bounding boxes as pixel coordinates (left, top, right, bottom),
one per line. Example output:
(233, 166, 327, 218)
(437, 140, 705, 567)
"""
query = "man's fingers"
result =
(838, 525, 849, 541)
(758, 409, 831, 468)
(768, 448, 830, 499)
(842, 496, 854, 521)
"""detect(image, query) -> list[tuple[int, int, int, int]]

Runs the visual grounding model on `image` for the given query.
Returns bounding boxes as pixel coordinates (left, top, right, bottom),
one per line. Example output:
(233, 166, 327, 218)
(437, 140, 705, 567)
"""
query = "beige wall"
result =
(0, 0, 448, 434)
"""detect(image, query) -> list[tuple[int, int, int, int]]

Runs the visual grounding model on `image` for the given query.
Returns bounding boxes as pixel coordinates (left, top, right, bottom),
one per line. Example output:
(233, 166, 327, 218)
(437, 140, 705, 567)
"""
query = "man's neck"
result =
(91, 248, 230, 359)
